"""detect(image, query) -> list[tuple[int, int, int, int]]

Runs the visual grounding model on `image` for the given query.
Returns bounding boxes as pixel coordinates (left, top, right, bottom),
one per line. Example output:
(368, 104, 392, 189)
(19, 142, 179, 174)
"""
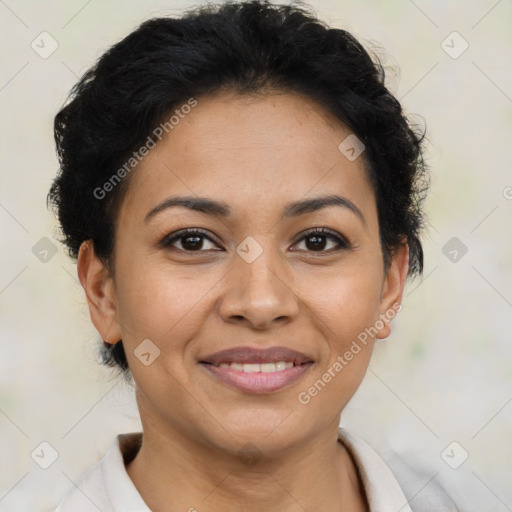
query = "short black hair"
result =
(48, 0, 430, 377)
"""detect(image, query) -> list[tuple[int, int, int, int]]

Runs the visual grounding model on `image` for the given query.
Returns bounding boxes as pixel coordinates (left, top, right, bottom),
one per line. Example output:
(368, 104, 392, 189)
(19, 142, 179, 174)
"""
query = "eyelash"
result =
(159, 227, 350, 254)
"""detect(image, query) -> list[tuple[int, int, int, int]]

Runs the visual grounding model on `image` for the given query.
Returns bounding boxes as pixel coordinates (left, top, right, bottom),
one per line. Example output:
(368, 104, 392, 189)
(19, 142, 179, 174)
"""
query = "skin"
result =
(78, 90, 409, 511)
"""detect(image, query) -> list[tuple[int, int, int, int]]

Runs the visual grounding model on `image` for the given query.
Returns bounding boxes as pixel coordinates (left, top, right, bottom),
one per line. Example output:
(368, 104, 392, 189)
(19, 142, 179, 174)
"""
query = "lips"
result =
(200, 346, 314, 366)
(199, 346, 314, 394)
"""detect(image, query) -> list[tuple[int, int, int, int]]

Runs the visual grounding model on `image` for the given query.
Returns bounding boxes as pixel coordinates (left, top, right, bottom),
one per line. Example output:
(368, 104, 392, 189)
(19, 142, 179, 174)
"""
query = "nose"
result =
(218, 248, 299, 330)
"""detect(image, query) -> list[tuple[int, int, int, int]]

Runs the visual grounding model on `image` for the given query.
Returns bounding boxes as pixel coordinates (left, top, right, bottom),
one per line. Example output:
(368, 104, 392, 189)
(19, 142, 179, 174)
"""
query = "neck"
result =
(126, 418, 367, 511)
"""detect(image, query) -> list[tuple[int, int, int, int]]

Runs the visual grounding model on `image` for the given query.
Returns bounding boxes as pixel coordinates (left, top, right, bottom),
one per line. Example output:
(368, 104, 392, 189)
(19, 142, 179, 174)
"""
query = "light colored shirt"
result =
(54, 428, 457, 511)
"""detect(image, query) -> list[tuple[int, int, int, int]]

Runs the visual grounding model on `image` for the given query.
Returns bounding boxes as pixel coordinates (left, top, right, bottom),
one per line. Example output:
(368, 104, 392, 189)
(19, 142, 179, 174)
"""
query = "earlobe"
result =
(77, 240, 122, 344)
(375, 242, 409, 340)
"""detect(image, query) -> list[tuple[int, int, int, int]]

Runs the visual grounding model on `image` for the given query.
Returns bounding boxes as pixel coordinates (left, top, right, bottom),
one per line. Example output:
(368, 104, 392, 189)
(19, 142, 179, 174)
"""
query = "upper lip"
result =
(200, 346, 314, 366)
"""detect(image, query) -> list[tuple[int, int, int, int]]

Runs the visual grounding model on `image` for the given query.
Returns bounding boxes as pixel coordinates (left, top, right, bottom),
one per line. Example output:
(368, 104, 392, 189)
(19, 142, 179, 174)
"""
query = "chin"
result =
(206, 405, 311, 454)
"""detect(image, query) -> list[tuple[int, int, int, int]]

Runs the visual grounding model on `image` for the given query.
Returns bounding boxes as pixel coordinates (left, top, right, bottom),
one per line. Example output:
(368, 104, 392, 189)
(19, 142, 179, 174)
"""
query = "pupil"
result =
(306, 235, 326, 251)
(183, 235, 202, 250)
(180, 234, 328, 251)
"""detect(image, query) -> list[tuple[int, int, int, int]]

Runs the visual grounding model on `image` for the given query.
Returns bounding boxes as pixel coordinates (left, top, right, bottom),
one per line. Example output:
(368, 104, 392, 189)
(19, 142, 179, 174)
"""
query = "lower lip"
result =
(200, 362, 314, 394)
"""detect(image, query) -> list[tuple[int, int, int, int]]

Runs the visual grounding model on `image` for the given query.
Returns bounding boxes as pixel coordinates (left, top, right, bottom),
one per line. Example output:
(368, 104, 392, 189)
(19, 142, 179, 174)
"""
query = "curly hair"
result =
(47, 0, 430, 377)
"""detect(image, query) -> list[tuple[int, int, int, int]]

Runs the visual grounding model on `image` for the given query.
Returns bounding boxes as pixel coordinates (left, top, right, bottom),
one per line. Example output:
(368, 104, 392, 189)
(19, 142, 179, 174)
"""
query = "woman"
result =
(49, 1, 454, 510)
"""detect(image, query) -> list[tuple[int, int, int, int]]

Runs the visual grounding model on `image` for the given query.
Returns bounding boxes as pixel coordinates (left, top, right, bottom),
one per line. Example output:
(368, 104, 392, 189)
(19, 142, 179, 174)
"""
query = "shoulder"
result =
(53, 455, 111, 512)
(384, 449, 461, 512)
(338, 428, 460, 512)
(53, 433, 146, 512)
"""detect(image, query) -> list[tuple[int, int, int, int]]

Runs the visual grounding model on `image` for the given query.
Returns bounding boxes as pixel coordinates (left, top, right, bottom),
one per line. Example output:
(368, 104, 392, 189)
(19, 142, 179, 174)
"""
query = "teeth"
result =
(217, 361, 294, 372)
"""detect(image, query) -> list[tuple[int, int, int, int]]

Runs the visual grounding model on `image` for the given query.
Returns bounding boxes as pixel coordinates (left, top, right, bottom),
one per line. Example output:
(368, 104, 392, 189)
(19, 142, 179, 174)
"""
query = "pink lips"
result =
(199, 346, 314, 394)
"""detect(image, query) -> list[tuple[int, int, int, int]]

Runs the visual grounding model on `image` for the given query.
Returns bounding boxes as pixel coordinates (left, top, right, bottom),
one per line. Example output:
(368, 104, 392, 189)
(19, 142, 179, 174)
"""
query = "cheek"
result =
(294, 271, 380, 415)
(300, 259, 383, 339)
(113, 256, 223, 350)
(298, 260, 382, 396)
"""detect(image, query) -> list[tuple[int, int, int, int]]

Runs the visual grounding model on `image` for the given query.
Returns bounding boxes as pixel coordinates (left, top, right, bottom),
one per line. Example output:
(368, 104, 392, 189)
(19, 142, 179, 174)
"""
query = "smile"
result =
(216, 361, 294, 372)
(199, 345, 314, 393)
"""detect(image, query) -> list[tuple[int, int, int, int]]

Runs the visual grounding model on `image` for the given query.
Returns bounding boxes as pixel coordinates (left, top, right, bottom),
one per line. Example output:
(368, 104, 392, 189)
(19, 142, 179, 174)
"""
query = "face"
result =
(79, 90, 408, 458)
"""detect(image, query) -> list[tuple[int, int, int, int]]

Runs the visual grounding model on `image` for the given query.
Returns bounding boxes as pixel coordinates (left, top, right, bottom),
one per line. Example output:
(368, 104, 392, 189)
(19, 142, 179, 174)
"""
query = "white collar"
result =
(337, 428, 412, 511)
(101, 432, 149, 512)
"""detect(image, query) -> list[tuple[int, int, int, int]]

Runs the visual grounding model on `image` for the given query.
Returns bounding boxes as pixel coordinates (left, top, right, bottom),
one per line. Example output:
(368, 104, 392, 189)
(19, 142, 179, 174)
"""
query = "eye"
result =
(291, 228, 349, 253)
(160, 228, 222, 252)
(160, 227, 350, 254)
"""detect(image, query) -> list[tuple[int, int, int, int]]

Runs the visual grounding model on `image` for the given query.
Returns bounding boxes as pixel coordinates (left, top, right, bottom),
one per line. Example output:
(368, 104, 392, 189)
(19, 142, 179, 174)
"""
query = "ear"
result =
(77, 240, 122, 344)
(375, 241, 409, 340)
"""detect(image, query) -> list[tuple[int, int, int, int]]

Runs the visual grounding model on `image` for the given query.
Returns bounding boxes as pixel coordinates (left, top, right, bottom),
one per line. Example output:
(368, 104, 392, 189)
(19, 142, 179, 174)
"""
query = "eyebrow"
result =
(144, 194, 366, 226)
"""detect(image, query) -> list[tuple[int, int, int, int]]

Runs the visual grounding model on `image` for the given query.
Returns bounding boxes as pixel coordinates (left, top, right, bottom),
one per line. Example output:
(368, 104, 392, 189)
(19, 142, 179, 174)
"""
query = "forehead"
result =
(119, 90, 375, 224)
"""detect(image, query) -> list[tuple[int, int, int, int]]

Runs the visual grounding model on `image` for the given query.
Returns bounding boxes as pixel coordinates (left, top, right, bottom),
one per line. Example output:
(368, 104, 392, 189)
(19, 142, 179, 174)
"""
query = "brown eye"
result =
(292, 228, 349, 253)
(160, 228, 221, 252)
